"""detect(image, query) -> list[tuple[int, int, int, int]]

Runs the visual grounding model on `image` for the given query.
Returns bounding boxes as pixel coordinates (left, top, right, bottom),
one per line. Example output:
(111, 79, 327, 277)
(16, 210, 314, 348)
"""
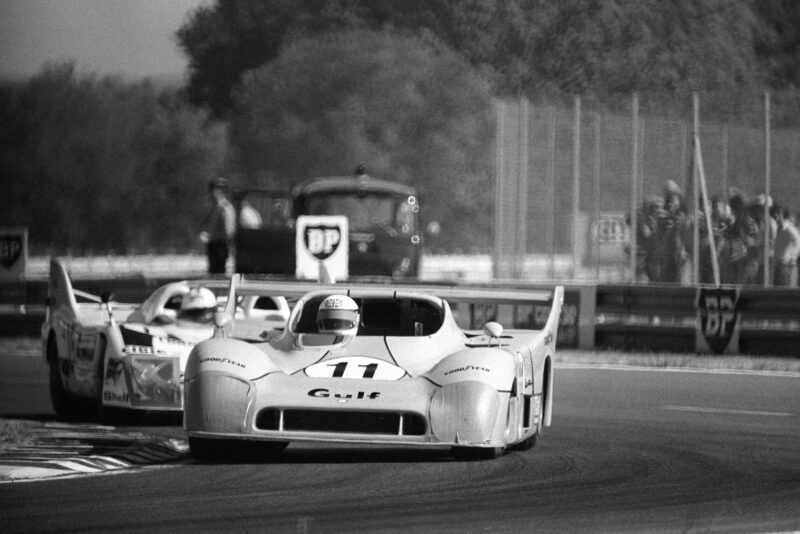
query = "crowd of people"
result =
(631, 180, 800, 286)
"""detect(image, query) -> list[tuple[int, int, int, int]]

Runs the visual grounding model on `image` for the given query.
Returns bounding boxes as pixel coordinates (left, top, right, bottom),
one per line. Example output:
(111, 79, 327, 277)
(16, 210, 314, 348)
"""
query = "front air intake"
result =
(255, 408, 426, 436)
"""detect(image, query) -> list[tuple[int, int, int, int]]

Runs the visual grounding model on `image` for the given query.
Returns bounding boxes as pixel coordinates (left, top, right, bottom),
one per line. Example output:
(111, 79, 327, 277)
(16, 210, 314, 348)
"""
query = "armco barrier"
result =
(2, 277, 798, 356)
(596, 284, 800, 356)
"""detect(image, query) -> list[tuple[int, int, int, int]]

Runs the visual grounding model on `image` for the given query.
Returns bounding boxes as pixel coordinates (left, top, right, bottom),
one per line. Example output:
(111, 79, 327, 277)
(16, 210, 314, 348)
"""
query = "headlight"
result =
(126, 355, 181, 406)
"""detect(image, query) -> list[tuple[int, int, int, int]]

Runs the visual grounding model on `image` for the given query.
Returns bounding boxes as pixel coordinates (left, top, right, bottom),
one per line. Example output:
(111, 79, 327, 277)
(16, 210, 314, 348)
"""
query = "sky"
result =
(0, 0, 211, 79)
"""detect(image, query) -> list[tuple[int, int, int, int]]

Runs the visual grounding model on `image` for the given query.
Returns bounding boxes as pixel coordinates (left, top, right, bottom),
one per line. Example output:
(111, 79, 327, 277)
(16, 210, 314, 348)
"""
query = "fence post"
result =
(594, 112, 602, 280)
(629, 93, 639, 283)
(692, 93, 700, 285)
(763, 91, 772, 287)
(572, 96, 582, 279)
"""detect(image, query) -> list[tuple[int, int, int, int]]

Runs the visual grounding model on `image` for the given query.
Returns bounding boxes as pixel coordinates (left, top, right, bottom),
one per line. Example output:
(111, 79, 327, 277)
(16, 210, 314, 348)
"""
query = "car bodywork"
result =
(184, 276, 564, 461)
(41, 258, 289, 420)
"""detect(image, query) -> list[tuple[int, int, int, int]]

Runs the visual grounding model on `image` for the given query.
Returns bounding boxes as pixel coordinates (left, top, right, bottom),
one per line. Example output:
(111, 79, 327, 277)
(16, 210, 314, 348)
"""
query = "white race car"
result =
(184, 276, 563, 461)
(42, 258, 289, 421)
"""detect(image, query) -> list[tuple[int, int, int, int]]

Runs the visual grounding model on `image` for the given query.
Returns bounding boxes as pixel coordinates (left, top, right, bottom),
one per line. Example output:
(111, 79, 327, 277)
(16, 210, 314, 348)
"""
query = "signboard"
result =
(589, 212, 629, 264)
(0, 227, 27, 280)
(695, 286, 740, 354)
(296, 216, 349, 281)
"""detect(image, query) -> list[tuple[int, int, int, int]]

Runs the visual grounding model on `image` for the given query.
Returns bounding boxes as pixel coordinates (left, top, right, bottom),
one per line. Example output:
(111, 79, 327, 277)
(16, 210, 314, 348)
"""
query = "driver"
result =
(316, 295, 360, 337)
(178, 287, 218, 325)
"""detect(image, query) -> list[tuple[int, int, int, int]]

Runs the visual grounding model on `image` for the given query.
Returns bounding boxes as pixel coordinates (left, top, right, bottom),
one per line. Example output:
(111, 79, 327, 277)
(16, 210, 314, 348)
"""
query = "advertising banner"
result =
(296, 216, 349, 281)
(0, 227, 27, 280)
(695, 286, 741, 354)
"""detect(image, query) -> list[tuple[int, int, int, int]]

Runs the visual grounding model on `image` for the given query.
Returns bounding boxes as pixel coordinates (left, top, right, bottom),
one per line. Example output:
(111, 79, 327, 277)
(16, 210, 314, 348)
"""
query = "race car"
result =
(184, 276, 564, 461)
(41, 258, 289, 421)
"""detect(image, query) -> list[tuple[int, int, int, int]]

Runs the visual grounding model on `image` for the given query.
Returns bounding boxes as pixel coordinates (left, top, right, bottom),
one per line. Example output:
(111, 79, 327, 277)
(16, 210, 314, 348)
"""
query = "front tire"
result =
(48, 336, 85, 421)
(451, 445, 505, 461)
(189, 437, 289, 463)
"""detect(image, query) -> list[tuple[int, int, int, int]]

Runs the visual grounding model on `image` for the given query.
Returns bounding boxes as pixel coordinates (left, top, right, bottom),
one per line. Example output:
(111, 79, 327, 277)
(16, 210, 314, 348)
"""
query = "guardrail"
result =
(596, 284, 800, 356)
(1, 277, 798, 356)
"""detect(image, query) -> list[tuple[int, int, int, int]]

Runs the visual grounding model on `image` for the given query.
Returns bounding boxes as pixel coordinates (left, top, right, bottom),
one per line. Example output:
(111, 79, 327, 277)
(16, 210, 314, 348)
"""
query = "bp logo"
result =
(695, 287, 740, 354)
(0, 234, 23, 269)
(304, 225, 342, 260)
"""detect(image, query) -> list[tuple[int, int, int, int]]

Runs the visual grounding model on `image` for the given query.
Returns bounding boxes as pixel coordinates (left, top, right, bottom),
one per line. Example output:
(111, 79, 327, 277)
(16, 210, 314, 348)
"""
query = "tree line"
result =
(3, 0, 800, 255)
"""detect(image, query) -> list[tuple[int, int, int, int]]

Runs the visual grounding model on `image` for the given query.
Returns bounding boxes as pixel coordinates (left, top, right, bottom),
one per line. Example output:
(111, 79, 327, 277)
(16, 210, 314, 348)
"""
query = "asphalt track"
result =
(1, 351, 799, 533)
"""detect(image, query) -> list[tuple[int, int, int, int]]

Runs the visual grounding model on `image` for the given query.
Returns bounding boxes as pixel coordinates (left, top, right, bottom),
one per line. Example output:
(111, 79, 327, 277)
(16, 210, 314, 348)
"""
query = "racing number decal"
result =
(306, 356, 406, 380)
(695, 287, 740, 354)
(328, 362, 378, 378)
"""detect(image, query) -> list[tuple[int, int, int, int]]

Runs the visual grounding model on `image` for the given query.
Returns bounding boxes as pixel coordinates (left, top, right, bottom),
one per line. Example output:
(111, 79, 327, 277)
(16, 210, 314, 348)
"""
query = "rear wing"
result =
(221, 274, 564, 331)
(48, 257, 232, 312)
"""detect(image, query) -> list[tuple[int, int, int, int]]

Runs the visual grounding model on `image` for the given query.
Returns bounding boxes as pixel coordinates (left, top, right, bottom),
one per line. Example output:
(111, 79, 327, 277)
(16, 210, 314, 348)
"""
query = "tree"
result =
(0, 62, 228, 254)
(178, 0, 772, 119)
(229, 29, 496, 251)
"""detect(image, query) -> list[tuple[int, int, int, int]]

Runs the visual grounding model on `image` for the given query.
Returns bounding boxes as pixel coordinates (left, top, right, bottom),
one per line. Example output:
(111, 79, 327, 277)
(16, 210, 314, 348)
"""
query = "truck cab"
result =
(234, 171, 421, 278)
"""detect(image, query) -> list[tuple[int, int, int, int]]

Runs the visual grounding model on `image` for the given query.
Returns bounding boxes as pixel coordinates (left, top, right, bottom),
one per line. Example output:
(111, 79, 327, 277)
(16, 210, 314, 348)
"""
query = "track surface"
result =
(1, 352, 799, 533)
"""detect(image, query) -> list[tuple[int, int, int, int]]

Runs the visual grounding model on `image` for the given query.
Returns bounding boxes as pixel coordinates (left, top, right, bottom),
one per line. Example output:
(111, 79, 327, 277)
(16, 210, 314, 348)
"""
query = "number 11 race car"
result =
(184, 276, 564, 461)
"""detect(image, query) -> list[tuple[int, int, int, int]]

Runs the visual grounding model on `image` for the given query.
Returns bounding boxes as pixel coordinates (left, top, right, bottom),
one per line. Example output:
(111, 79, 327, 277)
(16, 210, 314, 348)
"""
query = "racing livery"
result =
(41, 259, 288, 421)
(184, 276, 564, 461)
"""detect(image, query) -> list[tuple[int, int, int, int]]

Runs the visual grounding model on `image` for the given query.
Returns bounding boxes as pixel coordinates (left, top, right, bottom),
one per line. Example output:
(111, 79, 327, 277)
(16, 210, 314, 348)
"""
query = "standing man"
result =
(771, 205, 800, 286)
(200, 177, 236, 275)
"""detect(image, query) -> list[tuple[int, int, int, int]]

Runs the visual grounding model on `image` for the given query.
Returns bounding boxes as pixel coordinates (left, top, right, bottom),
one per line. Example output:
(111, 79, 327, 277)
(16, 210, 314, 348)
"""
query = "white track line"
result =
(662, 405, 795, 417)
(556, 363, 800, 378)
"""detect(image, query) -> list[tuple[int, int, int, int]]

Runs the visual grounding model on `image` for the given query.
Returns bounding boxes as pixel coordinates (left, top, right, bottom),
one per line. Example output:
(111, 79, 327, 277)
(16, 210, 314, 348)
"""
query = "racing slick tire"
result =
(189, 437, 289, 463)
(508, 396, 543, 451)
(450, 445, 506, 461)
(48, 336, 86, 421)
(509, 433, 537, 451)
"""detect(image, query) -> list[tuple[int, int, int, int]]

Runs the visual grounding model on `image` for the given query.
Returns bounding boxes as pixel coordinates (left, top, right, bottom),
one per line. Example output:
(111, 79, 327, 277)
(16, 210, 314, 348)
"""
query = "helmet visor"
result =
(180, 307, 216, 323)
(317, 308, 359, 333)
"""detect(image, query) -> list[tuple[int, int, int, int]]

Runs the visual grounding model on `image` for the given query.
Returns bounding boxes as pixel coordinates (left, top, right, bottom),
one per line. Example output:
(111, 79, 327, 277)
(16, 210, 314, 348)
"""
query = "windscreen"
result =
(305, 193, 417, 233)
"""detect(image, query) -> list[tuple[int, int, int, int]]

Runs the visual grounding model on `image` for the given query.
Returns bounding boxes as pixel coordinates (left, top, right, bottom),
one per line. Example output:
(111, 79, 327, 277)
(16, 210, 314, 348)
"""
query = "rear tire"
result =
(451, 445, 505, 461)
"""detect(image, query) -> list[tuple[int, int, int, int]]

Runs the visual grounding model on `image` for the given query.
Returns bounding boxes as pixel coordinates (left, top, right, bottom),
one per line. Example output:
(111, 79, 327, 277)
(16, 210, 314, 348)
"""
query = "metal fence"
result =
(494, 95, 800, 284)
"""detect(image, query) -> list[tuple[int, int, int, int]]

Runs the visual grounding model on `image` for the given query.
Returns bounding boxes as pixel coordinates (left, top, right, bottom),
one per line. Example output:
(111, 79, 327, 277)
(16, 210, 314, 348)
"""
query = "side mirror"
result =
(482, 321, 504, 339)
(213, 311, 232, 330)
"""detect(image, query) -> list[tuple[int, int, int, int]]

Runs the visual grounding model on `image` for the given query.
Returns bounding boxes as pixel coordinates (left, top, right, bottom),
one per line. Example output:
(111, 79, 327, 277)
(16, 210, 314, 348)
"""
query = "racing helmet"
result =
(179, 287, 217, 324)
(316, 295, 360, 337)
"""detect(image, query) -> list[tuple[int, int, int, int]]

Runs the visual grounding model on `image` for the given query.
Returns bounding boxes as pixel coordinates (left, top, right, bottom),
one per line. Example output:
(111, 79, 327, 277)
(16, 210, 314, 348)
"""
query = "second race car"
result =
(42, 258, 289, 421)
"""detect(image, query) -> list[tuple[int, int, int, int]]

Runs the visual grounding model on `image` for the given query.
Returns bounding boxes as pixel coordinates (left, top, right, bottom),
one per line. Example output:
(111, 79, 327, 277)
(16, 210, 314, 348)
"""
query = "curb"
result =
(0, 421, 190, 483)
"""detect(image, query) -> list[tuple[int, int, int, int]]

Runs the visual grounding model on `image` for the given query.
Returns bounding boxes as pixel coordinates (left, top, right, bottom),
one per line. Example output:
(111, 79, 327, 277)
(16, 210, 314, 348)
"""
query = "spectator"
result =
(698, 195, 732, 284)
(771, 205, 800, 286)
(201, 177, 236, 275)
(238, 200, 263, 229)
(628, 194, 663, 282)
(649, 180, 692, 284)
(749, 194, 777, 283)
(721, 189, 761, 285)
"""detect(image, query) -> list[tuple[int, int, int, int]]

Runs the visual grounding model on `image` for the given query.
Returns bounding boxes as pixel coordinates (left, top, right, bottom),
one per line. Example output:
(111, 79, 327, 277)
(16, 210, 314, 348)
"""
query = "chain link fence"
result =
(494, 95, 800, 285)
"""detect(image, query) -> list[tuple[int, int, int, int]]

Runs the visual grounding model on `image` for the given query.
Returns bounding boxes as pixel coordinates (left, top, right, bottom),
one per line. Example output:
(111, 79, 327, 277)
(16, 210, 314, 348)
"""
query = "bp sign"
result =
(0, 227, 27, 280)
(296, 216, 348, 281)
(695, 286, 740, 354)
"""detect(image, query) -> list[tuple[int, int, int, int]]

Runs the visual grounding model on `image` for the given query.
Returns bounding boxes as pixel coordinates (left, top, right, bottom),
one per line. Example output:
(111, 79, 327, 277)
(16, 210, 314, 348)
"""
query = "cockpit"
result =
(292, 294, 444, 337)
